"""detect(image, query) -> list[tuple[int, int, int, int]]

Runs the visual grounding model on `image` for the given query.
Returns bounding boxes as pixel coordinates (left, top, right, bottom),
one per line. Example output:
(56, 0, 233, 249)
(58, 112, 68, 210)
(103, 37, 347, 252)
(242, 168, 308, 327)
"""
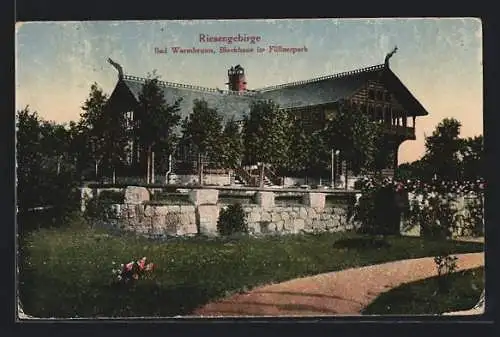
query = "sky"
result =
(15, 18, 483, 164)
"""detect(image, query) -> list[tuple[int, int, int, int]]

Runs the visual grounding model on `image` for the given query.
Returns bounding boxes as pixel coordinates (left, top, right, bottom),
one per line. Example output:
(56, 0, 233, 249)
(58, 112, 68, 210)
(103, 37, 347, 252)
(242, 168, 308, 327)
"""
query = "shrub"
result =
(434, 254, 459, 293)
(84, 191, 123, 224)
(407, 193, 459, 239)
(354, 175, 403, 235)
(217, 203, 248, 236)
(464, 195, 484, 237)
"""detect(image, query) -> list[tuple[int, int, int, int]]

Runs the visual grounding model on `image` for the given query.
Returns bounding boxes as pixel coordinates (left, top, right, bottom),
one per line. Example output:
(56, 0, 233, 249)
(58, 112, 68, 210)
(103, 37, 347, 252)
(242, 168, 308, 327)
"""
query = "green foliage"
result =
(406, 194, 458, 239)
(458, 135, 483, 181)
(16, 107, 80, 225)
(325, 100, 384, 175)
(215, 116, 243, 168)
(19, 228, 483, 318)
(243, 99, 292, 168)
(217, 203, 248, 236)
(182, 99, 224, 157)
(424, 118, 462, 181)
(464, 196, 484, 236)
(400, 118, 483, 183)
(362, 267, 484, 315)
(434, 254, 459, 293)
(79, 82, 129, 177)
(83, 191, 123, 223)
(136, 73, 182, 161)
(354, 175, 403, 235)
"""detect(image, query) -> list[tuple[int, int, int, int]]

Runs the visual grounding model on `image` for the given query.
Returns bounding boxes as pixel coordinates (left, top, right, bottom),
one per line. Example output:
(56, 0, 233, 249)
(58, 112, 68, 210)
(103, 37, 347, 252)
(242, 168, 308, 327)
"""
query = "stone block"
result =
(281, 212, 290, 221)
(164, 213, 181, 235)
(124, 186, 150, 204)
(180, 205, 196, 213)
(151, 214, 165, 229)
(178, 214, 198, 235)
(293, 218, 305, 233)
(255, 191, 275, 209)
(188, 189, 219, 205)
(197, 205, 220, 235)
(262, 212, 272, 222)
(144, 205, 155, 217)
(248, 211, 261, 223)
(80, 187, 94, 212)
(271, 212, 282, 222)
(299, 207, 308, 218)
(302, 192, 325, 210)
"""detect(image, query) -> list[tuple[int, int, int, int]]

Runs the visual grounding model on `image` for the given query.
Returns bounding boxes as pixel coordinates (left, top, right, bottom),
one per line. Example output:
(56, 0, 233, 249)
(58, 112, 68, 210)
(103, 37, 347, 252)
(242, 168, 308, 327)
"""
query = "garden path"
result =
(192, 252, 484, 317)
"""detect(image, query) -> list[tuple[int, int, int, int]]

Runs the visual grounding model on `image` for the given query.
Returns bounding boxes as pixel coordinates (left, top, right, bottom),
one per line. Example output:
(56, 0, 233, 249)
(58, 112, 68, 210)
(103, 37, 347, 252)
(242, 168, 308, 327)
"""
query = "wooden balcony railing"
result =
(382, 124, 415, 139)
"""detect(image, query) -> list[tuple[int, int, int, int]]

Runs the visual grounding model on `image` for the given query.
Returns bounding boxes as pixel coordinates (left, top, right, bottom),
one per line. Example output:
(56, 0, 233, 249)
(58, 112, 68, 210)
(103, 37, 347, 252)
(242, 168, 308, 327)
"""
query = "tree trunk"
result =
(151, 150, 155, 184)
(112, 168, 116, 184)
(198, 152, 204, 186)
(259, 163, 265, 188)
(331, 149, 334, 188)
(95, 159, 99, 179)
(146, 147, 151, 184)
(344, 161, 348, 190)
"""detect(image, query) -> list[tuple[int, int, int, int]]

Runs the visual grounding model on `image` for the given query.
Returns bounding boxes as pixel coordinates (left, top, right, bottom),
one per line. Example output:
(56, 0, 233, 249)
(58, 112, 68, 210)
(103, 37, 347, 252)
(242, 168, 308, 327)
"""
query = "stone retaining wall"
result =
(401, 192, 484, 238)
(103, 186, 358, 237)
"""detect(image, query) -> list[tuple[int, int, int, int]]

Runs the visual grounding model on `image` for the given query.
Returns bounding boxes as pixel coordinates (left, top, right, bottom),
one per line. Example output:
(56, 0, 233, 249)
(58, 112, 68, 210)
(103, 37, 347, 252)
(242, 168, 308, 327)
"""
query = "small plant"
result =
(112, 257, 155, 284)
(434, 254, 458, 293)
(84, 191, 124, 223)
(217, 203, 248, 236)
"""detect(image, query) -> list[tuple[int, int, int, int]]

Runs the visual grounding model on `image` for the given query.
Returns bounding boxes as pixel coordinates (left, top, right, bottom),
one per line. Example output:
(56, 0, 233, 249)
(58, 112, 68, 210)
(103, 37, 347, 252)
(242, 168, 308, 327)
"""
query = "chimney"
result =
(226, 64, 247, 91)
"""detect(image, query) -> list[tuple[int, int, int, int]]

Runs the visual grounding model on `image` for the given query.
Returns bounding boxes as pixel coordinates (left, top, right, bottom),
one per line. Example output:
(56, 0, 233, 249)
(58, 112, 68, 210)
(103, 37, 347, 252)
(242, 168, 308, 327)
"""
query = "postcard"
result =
(15, 18, 484, 320)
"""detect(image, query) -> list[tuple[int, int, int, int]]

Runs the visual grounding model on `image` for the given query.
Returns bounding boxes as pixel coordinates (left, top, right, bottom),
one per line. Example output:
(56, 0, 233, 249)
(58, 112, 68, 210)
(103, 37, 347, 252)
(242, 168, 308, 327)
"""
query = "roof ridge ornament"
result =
(108, 58, 124, 79)
(384, 46, 398, 68)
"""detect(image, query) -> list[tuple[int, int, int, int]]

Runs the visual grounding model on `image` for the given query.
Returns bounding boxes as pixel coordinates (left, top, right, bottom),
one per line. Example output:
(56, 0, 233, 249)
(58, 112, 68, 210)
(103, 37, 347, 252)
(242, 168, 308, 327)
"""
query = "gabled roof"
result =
(257, 64, 386, 110)
(110, 63, 429, 120)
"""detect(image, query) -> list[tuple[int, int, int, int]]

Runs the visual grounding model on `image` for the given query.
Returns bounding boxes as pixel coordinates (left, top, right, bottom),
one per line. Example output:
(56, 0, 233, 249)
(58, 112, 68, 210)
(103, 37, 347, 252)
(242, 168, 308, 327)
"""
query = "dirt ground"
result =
(192, 252, 484, 317)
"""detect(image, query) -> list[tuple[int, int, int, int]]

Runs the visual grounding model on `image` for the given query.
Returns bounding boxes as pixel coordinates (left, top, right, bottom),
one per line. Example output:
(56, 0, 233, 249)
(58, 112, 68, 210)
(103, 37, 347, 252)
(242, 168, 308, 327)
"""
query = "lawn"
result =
(18, 220, 484, 318)
(362, 267, 484, 315)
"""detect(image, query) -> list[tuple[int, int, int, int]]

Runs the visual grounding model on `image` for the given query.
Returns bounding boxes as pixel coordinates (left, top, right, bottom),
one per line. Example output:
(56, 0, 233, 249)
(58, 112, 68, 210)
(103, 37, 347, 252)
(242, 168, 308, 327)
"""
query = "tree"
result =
(243, 99, 292, 186)
(325, 100, 383, 176)
(458, 135, 483, 181)
(136, 72, 182, 183)
(396, 119, 483, 182)
(216, 116, 243, 169)
(287, 117, 311, 176)
(423, 118, 462, 181)
(181, 99, 224, 185)
(78, 82, 110, 179)
(16, 107, 79, 226)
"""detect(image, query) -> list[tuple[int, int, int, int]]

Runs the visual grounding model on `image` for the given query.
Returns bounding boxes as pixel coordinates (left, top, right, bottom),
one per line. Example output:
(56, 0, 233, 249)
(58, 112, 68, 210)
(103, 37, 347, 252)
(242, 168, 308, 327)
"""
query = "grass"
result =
(362, 267, 484, 315)
(18, 217, 484, 318)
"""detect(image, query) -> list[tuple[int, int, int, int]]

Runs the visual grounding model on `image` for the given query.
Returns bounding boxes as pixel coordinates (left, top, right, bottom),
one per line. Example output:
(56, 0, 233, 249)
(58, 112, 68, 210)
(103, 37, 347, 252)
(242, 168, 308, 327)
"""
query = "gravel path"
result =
(192, 252, 484, 317)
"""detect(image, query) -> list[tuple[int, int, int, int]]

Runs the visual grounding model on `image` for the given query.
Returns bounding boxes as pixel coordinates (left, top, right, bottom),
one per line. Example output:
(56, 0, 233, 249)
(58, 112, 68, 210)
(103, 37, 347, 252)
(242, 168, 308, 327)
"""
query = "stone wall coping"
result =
(81, 184, 360, 194)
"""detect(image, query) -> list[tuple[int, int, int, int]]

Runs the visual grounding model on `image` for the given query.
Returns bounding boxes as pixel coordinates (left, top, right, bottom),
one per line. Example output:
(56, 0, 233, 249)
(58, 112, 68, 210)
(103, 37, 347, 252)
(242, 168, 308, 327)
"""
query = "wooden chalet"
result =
(103, 50, 429, 185)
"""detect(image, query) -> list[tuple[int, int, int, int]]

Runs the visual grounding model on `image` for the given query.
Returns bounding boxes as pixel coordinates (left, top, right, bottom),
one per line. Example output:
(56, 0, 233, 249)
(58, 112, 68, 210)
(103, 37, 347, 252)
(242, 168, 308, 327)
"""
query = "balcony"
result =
(381, 124, 415, 140)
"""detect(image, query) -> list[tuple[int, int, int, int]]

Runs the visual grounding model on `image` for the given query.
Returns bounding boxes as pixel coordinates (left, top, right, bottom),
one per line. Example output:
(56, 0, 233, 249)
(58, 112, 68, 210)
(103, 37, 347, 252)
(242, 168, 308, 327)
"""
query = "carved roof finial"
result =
(384, 46, 398, 67)
(108, 58, 123, 79)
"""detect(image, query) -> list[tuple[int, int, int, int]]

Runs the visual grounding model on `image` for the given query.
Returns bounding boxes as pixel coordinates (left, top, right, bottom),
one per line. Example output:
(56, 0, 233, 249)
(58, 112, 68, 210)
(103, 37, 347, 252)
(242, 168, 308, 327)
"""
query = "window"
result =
(375, 106, 383, 121)
(384, 92, 392, 102)
(376, 90, 383, 101)
(384, 107, 391, 124)
(368, 105, 375, 120)
(368, 89, 375, 100)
